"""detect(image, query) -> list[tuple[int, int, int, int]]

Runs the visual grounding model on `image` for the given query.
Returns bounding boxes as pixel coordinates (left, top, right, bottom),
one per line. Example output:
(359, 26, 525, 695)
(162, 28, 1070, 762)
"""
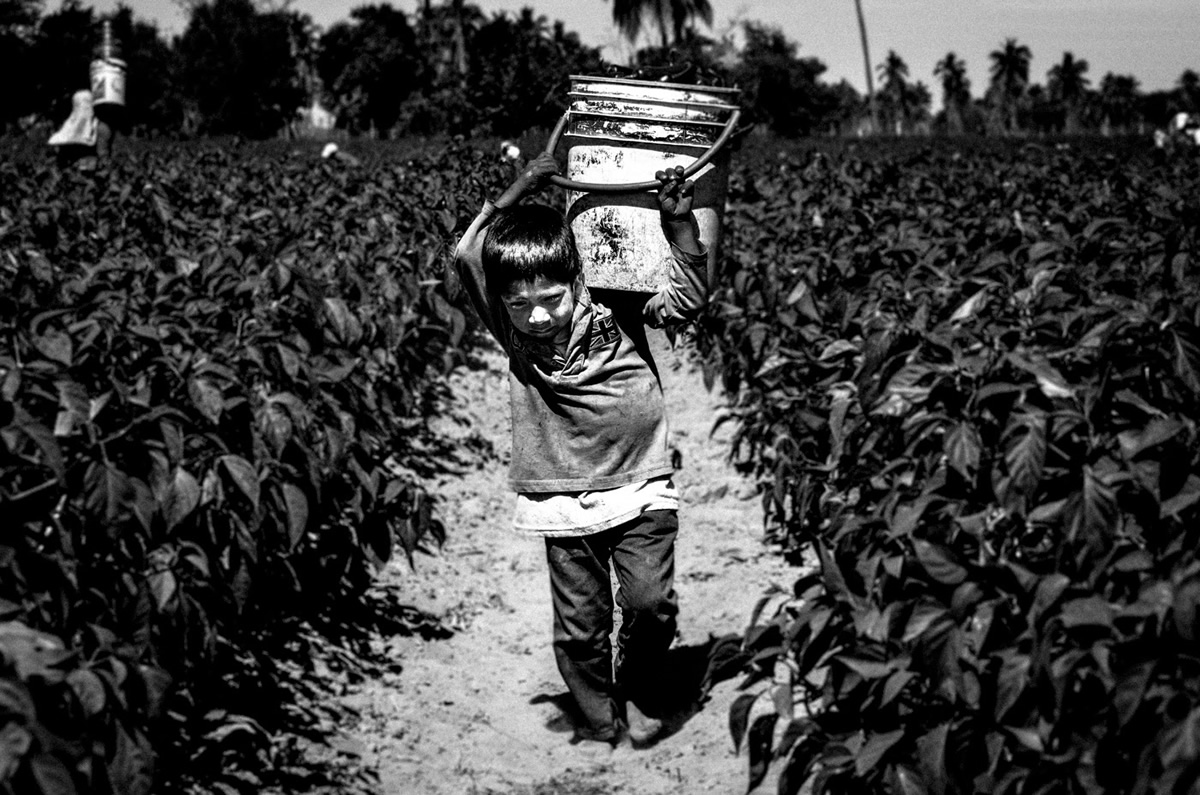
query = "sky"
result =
(86, 0, 1200, 101)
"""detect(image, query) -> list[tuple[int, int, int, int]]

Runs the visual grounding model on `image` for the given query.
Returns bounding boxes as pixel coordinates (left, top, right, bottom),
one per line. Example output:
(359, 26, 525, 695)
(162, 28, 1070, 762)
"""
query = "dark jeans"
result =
(545, 509, 679, 735)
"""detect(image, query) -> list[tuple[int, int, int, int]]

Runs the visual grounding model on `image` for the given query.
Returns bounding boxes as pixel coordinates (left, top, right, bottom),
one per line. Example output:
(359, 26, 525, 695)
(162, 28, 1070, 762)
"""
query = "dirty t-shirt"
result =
(452, 200, 708, 500)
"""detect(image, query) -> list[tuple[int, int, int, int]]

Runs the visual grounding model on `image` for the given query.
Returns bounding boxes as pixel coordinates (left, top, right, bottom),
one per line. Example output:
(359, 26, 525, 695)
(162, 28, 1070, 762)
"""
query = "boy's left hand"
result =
(656, 166, 695, 221)
(655, 165, 702, 255)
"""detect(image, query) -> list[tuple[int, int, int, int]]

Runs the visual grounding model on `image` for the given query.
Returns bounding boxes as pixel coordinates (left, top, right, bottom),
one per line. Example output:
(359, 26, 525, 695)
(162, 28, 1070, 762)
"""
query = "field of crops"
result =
(1, 133, 1199, 794)
(699, 139, 1200, 794)
(0, 139, 509, 794)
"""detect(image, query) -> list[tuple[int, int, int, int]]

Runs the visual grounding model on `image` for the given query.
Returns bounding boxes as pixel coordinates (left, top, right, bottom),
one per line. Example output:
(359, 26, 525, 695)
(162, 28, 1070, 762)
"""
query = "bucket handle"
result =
(542, 108, 741, 194)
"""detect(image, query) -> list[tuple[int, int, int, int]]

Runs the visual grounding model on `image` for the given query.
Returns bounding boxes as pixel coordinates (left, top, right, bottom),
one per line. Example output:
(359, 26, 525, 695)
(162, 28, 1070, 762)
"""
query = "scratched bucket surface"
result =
(562, 76, 740, 293)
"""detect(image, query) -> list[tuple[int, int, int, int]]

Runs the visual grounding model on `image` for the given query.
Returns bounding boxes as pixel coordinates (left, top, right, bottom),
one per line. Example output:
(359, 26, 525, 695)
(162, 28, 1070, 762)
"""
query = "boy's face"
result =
(501, 276, 576, 344)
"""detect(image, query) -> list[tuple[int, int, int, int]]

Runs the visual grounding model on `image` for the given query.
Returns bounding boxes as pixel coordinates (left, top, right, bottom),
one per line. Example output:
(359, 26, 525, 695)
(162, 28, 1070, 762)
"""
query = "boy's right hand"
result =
(496, 152, 560, 208)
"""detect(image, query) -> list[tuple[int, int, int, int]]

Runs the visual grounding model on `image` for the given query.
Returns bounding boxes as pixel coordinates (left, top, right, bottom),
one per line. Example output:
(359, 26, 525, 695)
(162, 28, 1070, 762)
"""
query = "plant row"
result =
(697, 141, 1200, 793)
(0, 141, 508, 794)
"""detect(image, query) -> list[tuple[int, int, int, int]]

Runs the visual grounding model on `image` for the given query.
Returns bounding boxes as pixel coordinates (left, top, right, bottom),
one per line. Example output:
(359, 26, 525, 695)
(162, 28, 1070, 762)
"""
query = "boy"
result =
(453, 152, 709, 747)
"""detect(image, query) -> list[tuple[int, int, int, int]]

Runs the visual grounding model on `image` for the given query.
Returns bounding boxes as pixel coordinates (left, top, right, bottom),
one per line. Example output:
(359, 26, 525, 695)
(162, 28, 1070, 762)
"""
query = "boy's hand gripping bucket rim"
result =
(543, 106, 742, 194)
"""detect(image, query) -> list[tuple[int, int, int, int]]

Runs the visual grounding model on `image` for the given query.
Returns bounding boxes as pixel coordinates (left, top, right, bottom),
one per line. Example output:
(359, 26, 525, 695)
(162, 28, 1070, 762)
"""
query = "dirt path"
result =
(343, 330, 801, 794)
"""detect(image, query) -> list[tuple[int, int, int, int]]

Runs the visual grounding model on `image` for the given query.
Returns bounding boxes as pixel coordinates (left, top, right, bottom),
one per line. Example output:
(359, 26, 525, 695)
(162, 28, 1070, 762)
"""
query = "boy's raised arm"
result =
(643, 166, 710, 328)
(452, 154, 561, 339)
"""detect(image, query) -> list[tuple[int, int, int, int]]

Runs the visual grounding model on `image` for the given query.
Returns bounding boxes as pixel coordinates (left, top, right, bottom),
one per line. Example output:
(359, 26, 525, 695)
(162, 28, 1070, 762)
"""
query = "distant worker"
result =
(500, 140, 521, 161)
(47, 19, 125, 169)
(48, 89, 98, 169)
(321, 142, 361, 166)
(1169, 111, 1199, 151)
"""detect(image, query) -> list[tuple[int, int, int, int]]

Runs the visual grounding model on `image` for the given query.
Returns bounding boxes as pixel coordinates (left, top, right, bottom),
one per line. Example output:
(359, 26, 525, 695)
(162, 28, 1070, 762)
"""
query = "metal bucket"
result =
(90, 57, 127, 107)
(545, 75, 740, 292)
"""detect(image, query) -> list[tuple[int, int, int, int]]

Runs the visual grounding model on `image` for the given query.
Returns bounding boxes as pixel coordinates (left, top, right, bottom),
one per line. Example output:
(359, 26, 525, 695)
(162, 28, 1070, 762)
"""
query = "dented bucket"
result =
(545, 75, 741, 293)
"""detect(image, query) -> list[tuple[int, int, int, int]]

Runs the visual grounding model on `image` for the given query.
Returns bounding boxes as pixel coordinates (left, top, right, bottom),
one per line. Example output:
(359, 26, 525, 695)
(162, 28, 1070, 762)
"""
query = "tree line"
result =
(0, 0, 1197, 140)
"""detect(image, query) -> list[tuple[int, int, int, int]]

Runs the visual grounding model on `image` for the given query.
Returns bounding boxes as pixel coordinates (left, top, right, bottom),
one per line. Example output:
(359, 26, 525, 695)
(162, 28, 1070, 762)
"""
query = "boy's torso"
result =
(505, 291, 674, 493)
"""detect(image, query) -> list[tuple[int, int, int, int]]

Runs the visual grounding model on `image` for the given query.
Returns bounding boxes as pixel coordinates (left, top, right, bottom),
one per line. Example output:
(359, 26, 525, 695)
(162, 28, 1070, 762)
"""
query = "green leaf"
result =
(30, 753, 77, 794)
(1003, 725, 1044, 753)
(913, 539, 967, 585)
(281, 483, 309, 549)
(1170, 324, 1200, 394)
(108, 725, 155, 795)
(994, 653, 1030, 722)
(1172, 577, 1200, 642)
(904, 602, 948, 643)
(1029, 573, 1071, 625)
(67, 669, 107, 716)
(1059, 596, 1114, 629)
(890, 495, 932, 539)
(1077, 465, 1118, 539)
(747, 713, 778, 791)
(1114, 660, 1155, 728)
(1003, 411, 1046, 500)
(1118, 418, 1185, 460)
(1008, 353, 1073, 399)
(881, 670, 918, 707)
(148, 570, 177, 611)
(890, 764, 931, 795)
(856, 728, 905, 777)
(324, 298, 362, 345)
(0, 722, 32, 781)
(189, 377, 224, 424)
(945, 421, 981, 480)
(32, 329, 73, 367)
(1161, 475, 1200, 519)
(10, 408, 65, 481)
(165, 468, 201, 531)
(219, 455, 260, 509)
(1158, 706, 1200, 782)
(730, 692, 757, 753)
(816, 541, 859, 604)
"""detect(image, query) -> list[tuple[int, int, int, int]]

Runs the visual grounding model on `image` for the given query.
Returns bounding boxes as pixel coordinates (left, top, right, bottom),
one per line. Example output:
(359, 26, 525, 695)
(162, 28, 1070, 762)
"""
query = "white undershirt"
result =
(511, 475, 679, 538)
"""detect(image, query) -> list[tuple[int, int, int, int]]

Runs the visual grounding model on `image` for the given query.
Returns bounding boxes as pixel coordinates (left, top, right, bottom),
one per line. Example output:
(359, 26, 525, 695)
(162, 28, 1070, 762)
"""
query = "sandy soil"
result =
(341, 330, 804, 794)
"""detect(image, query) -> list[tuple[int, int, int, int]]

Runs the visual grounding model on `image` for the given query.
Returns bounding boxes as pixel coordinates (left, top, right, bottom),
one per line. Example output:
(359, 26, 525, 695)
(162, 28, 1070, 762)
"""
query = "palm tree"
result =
(611, 0, 713, 49)
(877, 49, 908, 134)
(853, 0, 876, 132)
(988, 37, 1032, 134)
(1047, 51, 1089, 133)
(1099, 72, 1140, 134)
(934, 51, 970, 134)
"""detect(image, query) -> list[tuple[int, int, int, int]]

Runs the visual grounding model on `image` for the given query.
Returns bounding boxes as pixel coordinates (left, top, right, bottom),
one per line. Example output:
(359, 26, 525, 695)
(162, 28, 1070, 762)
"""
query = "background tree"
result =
(110, 6, 182, 135)
(1046, 50, 1089, 133)
(934, 51, 970, 134)
(175, 0, 306, 137)
(611, 0, 713, 48)
(0, 0, 43, 131)
(466, 9, 602, 136)
(732, 21, 839, 137)
(903, 80, 932, 132)
(1098, 72, 1140, 134)
(28, 0, 94, 124)
(987, 37, 1032, 134)
(876, 49, 908, 133)
(411, 0, 484, 133)
(317, 4, 421, 137)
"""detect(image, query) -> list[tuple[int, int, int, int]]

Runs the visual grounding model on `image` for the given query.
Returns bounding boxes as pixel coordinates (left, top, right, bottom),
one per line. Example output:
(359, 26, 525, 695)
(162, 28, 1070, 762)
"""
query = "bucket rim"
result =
(568, 74, 740, 97)
(566, 110, 728, 128)
(567, 92, 741, 114)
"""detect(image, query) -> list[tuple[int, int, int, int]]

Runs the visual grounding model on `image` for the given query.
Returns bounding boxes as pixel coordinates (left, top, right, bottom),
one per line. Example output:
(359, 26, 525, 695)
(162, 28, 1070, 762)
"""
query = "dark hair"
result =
(482, 204, 581, 295)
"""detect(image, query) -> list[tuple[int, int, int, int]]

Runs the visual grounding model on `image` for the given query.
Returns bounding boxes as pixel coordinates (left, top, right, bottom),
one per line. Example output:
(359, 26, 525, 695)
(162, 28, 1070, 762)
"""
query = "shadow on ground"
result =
(529, 633, 751, 747)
